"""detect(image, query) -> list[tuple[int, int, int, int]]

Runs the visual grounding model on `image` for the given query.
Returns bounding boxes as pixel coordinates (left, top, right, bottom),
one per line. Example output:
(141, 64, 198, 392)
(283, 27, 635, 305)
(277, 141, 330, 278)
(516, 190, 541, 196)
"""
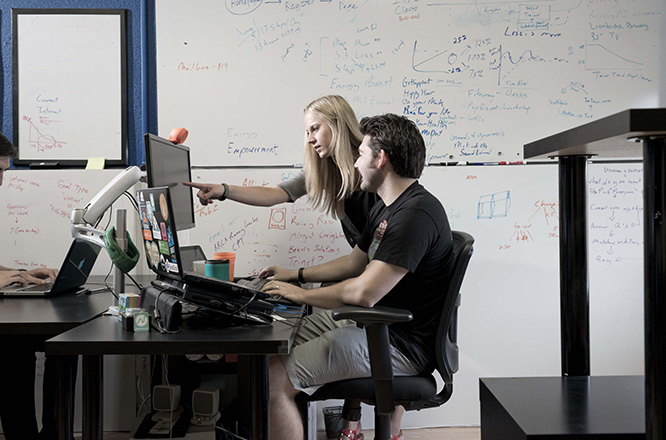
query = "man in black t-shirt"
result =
(259, 114, 453, 440)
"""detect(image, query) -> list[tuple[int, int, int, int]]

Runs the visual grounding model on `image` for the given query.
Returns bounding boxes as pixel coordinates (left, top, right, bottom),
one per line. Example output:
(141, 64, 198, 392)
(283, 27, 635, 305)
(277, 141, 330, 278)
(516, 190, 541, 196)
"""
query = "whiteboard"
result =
(1, 169, 140, 277)
(156, 0, 662, 166)
(13, 10, 127, 166)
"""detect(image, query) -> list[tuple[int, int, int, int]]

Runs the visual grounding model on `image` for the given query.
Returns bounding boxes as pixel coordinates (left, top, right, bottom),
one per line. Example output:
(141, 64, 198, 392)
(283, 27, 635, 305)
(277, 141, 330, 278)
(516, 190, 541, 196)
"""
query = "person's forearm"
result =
(296, 251, 366, 284)
(227, 185, 290, 206)
(290, 272, 388, 309)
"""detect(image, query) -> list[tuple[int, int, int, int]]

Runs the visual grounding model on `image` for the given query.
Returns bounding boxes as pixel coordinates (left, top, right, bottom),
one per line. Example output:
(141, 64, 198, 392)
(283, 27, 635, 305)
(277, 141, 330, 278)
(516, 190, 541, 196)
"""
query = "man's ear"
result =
(376, 149, 390, 169)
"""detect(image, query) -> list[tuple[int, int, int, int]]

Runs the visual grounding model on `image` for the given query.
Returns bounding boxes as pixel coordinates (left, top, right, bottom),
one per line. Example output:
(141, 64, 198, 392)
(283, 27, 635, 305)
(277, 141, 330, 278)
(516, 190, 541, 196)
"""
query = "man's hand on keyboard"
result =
(0, 270, 29, 288)
(257, 265, 296, 282)
(21, 268, 58, 285)
(261, 280, 305, 305)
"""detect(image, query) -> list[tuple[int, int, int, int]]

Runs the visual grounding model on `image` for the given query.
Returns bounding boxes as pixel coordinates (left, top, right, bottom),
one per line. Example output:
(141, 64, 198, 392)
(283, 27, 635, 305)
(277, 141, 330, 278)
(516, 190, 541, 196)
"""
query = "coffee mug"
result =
(204, 259, 230, 281)
(213, 252, 236, 280)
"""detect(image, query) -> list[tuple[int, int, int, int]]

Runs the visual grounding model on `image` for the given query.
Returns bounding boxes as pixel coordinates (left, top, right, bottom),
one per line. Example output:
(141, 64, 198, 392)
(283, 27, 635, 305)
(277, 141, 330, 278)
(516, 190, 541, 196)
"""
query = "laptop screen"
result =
(53, 239, 101, 294)
(137, 187, 184, 281)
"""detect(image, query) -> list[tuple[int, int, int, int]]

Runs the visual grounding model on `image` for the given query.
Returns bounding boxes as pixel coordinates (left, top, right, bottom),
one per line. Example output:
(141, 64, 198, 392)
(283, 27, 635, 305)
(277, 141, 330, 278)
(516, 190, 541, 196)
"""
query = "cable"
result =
(136, 374, 151, 415)
(229, 291, 259, 315)
(272, 304, 306, 314)
(122, 190, 140, 213)
(124, 271, 143, 290)
(215, 425, 249, 440)
(151, 287, 182, 334)
(103, 262, 118, 300)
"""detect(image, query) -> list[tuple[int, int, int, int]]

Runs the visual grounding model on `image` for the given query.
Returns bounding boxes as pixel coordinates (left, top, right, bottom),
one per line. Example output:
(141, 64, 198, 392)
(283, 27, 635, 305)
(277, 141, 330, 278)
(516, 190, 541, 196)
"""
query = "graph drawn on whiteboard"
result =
(584, 42, 644, 71)
(477, 190, 511, 219)
(21, 115, 67, 153)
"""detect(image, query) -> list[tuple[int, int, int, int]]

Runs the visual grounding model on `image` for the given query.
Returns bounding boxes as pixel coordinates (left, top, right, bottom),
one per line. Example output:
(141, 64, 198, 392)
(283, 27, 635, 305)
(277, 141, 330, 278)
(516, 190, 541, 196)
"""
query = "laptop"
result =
(0, 239, 101, 296)
(136, 187, 279, 318)
(179, 245, 207, 273)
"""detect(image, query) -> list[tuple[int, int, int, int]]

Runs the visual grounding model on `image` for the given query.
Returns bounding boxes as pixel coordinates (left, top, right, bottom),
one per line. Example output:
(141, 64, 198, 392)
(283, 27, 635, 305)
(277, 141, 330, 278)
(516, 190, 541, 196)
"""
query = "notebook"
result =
(136, 187, 280, 318)
(0, 239, 101, 296)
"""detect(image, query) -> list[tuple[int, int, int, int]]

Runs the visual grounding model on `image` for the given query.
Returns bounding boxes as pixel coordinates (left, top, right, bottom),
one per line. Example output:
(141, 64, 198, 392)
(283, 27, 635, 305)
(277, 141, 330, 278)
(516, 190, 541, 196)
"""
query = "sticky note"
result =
(118, 293, 141, 321)
(85, 157, 105, 169)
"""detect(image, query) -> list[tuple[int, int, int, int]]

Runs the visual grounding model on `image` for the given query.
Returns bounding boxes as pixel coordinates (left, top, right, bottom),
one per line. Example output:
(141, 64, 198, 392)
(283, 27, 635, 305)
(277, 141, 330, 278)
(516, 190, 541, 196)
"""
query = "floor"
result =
(1, 427, 481, 439)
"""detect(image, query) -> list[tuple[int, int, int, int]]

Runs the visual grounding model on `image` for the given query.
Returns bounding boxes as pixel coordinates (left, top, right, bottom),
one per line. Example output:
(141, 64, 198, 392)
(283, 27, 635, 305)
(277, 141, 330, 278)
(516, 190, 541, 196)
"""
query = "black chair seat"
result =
(305, 375, 437, 403)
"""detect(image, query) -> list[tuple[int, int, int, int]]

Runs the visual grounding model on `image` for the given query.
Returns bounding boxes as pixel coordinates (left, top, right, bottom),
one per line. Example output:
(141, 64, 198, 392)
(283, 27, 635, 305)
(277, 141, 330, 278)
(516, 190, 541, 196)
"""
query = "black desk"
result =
(46, 313, 299, 440)
(0, 288, 111, 336)
(0, 287, 113, 439)
(479, 108, 665, 439)
(480, 376, 645, 439)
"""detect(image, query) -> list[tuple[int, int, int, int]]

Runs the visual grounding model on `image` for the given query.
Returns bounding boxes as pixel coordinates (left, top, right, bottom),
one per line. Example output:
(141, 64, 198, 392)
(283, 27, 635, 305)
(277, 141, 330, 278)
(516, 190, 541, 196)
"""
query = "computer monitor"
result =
(144, 133, 196, 231)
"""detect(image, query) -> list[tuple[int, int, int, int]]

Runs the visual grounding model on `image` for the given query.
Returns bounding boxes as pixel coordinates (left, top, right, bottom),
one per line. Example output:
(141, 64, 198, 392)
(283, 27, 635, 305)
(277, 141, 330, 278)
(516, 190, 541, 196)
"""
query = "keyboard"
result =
(236, 277, 269, 291)
(19, 283, 52, 292)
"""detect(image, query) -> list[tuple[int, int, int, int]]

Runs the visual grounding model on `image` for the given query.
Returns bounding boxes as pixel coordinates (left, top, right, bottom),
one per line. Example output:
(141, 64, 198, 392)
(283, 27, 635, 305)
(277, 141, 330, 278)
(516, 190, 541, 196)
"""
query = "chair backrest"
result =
(411, 230, 474, 409)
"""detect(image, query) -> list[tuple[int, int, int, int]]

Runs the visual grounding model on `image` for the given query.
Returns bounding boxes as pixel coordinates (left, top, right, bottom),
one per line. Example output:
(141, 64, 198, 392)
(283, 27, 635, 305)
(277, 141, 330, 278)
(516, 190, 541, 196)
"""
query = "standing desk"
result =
(0, 288, 112, 439)
(479, 108, 666, 439)
(46, 312, 299, 440)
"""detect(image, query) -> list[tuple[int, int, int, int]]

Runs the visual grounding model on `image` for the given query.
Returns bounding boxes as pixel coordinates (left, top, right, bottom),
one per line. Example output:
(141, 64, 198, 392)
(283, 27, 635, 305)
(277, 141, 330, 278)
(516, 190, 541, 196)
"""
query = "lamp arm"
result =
(70, 166, 143, 247)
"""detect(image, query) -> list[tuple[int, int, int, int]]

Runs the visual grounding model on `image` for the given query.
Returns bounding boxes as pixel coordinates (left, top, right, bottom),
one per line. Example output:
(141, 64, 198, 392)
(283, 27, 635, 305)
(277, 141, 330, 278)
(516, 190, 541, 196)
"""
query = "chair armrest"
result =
(331, 305, 413, 416)
(331, 305, 413, 327)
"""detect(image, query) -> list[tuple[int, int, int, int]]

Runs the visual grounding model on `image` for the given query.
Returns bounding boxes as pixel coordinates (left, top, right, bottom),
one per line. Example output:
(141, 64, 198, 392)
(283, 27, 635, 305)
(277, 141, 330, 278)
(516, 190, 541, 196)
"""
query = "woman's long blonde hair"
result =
(303, 95, 363, 220)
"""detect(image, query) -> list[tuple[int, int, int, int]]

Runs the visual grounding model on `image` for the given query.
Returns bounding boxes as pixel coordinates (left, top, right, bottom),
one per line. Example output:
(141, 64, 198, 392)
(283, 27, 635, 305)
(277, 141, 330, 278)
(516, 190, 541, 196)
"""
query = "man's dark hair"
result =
(0, 132, 17, 158)
(359, 113, 426, 178)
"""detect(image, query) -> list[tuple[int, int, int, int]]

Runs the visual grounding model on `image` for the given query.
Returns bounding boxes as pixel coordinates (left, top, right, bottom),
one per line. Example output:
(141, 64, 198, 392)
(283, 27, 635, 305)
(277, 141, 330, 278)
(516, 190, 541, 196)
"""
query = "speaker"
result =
(191, 387, 221, 426)
(140, 286, 182, 331)
(153, 384, 181, 411)
(192, 387, 219, 416)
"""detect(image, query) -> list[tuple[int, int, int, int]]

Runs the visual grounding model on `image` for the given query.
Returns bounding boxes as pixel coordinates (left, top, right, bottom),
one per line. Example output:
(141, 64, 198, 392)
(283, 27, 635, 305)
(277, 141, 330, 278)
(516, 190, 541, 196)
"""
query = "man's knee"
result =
(269, 355, 297, 397)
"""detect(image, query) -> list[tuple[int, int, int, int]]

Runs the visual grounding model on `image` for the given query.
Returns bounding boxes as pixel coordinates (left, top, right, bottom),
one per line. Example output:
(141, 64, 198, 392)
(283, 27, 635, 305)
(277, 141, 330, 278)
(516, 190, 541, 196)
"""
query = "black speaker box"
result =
(140, 285, 182, 331)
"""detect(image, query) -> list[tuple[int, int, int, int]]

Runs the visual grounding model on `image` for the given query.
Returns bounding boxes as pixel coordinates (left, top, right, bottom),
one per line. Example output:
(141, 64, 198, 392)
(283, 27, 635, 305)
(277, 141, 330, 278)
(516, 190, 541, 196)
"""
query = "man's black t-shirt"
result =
(341, 190, 381, 248)
(357, 181, 454, 373)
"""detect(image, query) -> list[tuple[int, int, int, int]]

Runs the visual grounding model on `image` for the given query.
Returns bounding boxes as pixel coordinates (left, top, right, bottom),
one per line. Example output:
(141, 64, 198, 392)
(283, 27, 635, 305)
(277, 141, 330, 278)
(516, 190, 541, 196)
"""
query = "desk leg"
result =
(82, 354, 103, 440)
(239, 355, 269, 440)
(55, 355, 77, 440)
(643, 137, 666, 440)
(558, 155, 591, 376)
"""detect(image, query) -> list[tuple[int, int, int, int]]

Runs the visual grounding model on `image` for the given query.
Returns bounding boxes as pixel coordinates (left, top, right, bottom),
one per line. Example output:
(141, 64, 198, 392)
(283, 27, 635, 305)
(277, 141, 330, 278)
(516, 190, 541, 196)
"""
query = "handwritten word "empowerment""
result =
(227, 142, 280, 158)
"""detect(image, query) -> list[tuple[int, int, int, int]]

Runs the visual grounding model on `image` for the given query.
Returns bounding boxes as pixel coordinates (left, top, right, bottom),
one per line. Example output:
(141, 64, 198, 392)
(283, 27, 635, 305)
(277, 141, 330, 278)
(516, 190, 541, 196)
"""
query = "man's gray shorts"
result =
(282, 310, 418, 395)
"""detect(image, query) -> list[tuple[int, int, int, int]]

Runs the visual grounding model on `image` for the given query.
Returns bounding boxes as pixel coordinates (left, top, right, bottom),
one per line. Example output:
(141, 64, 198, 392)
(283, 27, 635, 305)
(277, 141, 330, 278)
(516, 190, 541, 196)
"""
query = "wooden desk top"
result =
(524, 108, 666, 160)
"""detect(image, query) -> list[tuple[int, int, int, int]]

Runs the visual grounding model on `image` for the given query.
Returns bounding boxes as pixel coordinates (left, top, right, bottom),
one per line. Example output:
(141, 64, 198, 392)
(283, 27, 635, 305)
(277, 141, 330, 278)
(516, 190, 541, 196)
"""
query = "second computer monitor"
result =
(144, 133, 196, 231)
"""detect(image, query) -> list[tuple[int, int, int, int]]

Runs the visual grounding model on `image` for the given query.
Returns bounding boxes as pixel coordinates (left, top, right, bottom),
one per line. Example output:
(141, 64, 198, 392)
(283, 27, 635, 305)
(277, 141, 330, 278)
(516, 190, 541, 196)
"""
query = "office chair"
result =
(299, 230, 474, 440)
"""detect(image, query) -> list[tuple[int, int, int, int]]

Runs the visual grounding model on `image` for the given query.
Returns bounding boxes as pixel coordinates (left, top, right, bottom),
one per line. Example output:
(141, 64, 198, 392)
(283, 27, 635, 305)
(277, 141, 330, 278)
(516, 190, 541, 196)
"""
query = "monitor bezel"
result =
(144, 133, 196, 231)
